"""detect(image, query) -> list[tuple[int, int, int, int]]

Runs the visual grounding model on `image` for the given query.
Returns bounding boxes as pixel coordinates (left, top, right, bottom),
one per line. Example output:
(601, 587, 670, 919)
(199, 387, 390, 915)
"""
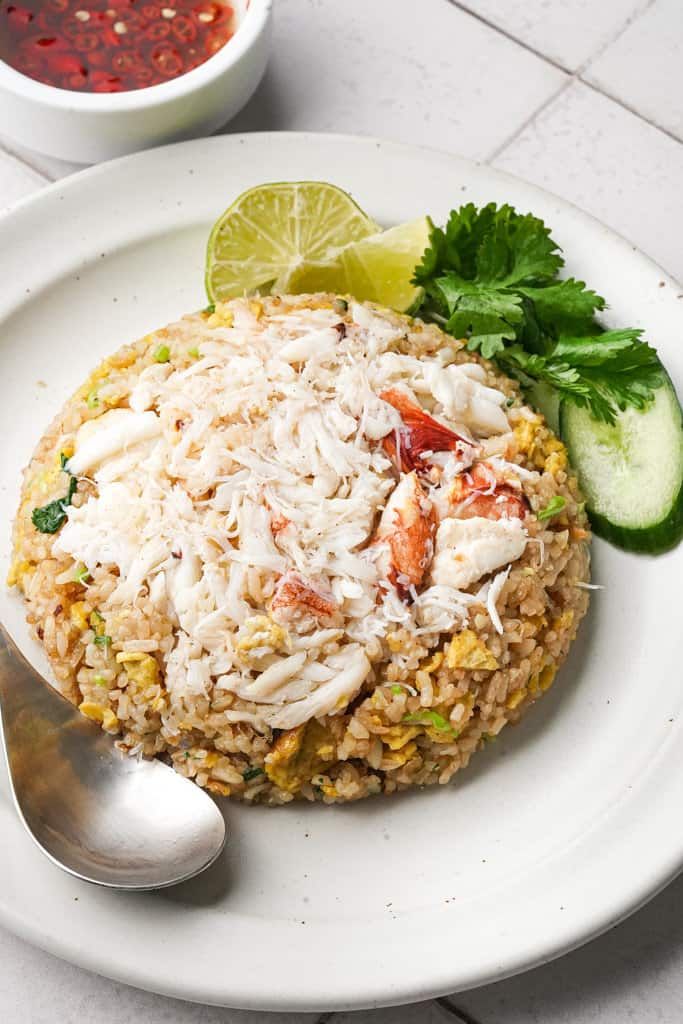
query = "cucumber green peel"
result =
(561, 378, 683, 553)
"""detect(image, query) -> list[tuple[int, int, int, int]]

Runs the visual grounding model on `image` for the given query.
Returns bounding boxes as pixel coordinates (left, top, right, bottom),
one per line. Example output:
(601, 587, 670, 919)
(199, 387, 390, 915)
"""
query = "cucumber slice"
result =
(560, 379, 683, 553)
(527, 381, 561, 434)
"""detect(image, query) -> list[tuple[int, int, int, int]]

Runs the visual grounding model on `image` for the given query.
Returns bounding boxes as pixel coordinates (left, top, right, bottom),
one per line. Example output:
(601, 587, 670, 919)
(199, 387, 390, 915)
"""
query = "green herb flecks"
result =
(390, 684, 404, 695)
(537, 496, 567, 521)
(403, 710, 458, 735)
(154, 344, 171, 363)
(86, 388, 99, 409)
(188, 346, 200, 359)
(413, 203, 664, 424)
(31, 462, 78, 535)
(74, 563, 91, 585)
(94, 634, 112, 648)
(242, 766, 264, 782)
(203, 303, 216, 315)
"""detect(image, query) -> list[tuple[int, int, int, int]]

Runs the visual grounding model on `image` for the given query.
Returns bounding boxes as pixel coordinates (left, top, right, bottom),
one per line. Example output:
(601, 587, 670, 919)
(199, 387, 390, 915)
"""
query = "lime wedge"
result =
(205, 181, 379, 302)
(288, 217, 431, 312)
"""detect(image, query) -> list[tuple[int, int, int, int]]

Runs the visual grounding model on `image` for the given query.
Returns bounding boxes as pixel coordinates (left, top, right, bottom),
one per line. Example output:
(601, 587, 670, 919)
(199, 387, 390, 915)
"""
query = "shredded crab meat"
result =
(54, 298, 533, 730)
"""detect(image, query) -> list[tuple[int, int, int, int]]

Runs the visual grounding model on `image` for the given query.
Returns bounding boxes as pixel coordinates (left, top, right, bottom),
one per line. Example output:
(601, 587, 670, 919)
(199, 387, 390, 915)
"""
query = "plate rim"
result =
(1, 130, 682, 1011)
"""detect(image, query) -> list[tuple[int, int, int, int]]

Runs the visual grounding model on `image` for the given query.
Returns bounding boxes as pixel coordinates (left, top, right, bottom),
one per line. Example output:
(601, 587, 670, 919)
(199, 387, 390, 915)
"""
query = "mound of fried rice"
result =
(10, 294, 590, 804)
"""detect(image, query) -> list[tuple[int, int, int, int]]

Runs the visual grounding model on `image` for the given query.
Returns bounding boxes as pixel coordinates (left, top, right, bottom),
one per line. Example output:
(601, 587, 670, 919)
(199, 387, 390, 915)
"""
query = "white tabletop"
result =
(1, 1, 682, 1020)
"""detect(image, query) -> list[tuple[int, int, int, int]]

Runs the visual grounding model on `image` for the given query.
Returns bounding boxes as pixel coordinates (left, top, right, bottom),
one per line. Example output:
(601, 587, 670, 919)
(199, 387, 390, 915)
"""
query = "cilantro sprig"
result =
(413, 203, 664, 423)
(31, 454, 78, 534)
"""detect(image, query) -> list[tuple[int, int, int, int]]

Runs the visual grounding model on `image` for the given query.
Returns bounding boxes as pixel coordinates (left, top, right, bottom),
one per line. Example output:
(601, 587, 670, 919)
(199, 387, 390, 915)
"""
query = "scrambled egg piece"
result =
(381, 742, 418, 769)
(420, 651, 444, 674)
(116, 651, 164, 708)
(514, 416, 568, 475)
(383, 725, 420, 751)
(528, 662, 557, 696)
(79, 701, 118, 732)
(544, 439, 567, 476)
(116, 651, 160, 682)
(513, 417, 540, 460)
(551, 610, 574, 633)
(265, 719, 335, 794)
(446, 630, 499, 671)
(207, 302, 235, 329)
(236, 615, 290, 658)
(506, 687, 528, 710)
(6, 558, 34, 588)
(70, 601, 91, 631)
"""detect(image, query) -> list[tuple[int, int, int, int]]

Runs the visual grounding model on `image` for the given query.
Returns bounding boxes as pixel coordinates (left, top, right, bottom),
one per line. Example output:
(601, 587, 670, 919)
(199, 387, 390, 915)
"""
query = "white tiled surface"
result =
(228, 0, 565, 158)
(585, 0, 683, 141)
(456, 0, 648, 70)
(494, 80, 683, 282)
(1, 0, 683, 1020)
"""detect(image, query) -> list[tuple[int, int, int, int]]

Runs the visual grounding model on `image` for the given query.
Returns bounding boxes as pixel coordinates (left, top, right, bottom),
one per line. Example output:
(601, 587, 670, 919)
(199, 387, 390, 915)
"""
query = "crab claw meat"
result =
(379, 388, 476, 476)
(444, 462, 528, 521)
(374, 471, 436, 597)
(271, 570, 339, 626)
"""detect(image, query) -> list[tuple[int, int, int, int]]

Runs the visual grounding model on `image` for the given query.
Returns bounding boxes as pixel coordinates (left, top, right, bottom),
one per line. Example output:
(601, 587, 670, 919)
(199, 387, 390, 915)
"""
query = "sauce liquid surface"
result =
(0, 0, 235, 92)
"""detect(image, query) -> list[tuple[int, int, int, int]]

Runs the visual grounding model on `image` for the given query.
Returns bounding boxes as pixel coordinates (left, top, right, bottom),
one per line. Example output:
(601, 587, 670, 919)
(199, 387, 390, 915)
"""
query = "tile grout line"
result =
(485, 75, 572, 163)
(449, 0, 681, 161)
(575, 0, 657, 77)
(448, 0, 569, 71)
(576, 77, 683, 146)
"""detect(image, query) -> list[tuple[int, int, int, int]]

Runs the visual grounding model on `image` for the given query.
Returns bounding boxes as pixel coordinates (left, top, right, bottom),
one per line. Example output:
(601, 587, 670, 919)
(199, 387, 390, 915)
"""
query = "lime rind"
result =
(205, 181, 379, 302)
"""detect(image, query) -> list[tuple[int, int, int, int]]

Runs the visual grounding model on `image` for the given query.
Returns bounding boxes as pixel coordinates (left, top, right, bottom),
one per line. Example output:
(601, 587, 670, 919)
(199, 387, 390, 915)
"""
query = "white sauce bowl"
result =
(0, 0, 272, 163)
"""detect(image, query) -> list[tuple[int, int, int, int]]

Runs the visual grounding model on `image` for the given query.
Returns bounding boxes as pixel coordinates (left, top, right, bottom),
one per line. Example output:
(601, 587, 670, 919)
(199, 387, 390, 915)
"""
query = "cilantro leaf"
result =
(414, 203, 563, 287)
(413, 202, 665, 424)
(497, 333, 663, 425)
(31, 470, 78, 534)
(31, 499, 70, 534)
(518, 279, 605, 337)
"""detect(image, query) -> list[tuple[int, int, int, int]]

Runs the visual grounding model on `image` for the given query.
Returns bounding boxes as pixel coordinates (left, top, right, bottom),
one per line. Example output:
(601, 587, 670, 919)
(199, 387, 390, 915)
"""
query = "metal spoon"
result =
(0, 623, 226, 889)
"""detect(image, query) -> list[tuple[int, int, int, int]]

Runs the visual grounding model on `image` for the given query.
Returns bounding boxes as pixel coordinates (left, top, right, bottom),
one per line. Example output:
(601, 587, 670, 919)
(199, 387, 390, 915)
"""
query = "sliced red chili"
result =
(145, 19, 169, 39)
(171, 13, 194, 41)
(111, 47, 137, 70)
(150, 42, 182, 76)
(1, 0, 236, 91)
(204, 27, 226, 54)
(72, 29, 99, 50)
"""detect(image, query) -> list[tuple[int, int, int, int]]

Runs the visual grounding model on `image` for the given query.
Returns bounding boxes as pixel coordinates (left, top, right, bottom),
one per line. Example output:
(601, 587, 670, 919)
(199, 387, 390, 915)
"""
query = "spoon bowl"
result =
(0, 624, 226, 889)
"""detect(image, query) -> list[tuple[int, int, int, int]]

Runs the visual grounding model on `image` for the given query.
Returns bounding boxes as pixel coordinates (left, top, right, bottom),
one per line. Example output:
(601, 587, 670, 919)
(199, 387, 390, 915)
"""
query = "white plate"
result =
(0, 133, 681, 1013)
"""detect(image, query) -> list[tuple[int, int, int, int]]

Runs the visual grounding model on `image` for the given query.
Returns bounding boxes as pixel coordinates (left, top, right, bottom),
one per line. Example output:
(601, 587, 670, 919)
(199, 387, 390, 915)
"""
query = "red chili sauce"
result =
(0, 0, 235, 92)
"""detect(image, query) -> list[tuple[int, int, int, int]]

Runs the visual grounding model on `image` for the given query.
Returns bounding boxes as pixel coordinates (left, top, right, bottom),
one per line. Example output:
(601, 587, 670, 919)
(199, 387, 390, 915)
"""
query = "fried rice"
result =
(9, 294, 590, 804)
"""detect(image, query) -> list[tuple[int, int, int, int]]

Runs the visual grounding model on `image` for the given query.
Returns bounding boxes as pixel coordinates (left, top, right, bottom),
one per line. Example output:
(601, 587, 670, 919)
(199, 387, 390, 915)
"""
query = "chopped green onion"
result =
(537, 495, 567, 521)
(92, 675, 107, 687)
(86, 388, 99, 409)
(188, 346, 200, 359)
(403, 710, 458, 735)
(390, 684, 403, 695)
(94, 635, 112, 648)
(154, 344, 171, 363)
(506, 397, 515, 407)
(242, 766, 264, 782)
(74, 564, 91, 585)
